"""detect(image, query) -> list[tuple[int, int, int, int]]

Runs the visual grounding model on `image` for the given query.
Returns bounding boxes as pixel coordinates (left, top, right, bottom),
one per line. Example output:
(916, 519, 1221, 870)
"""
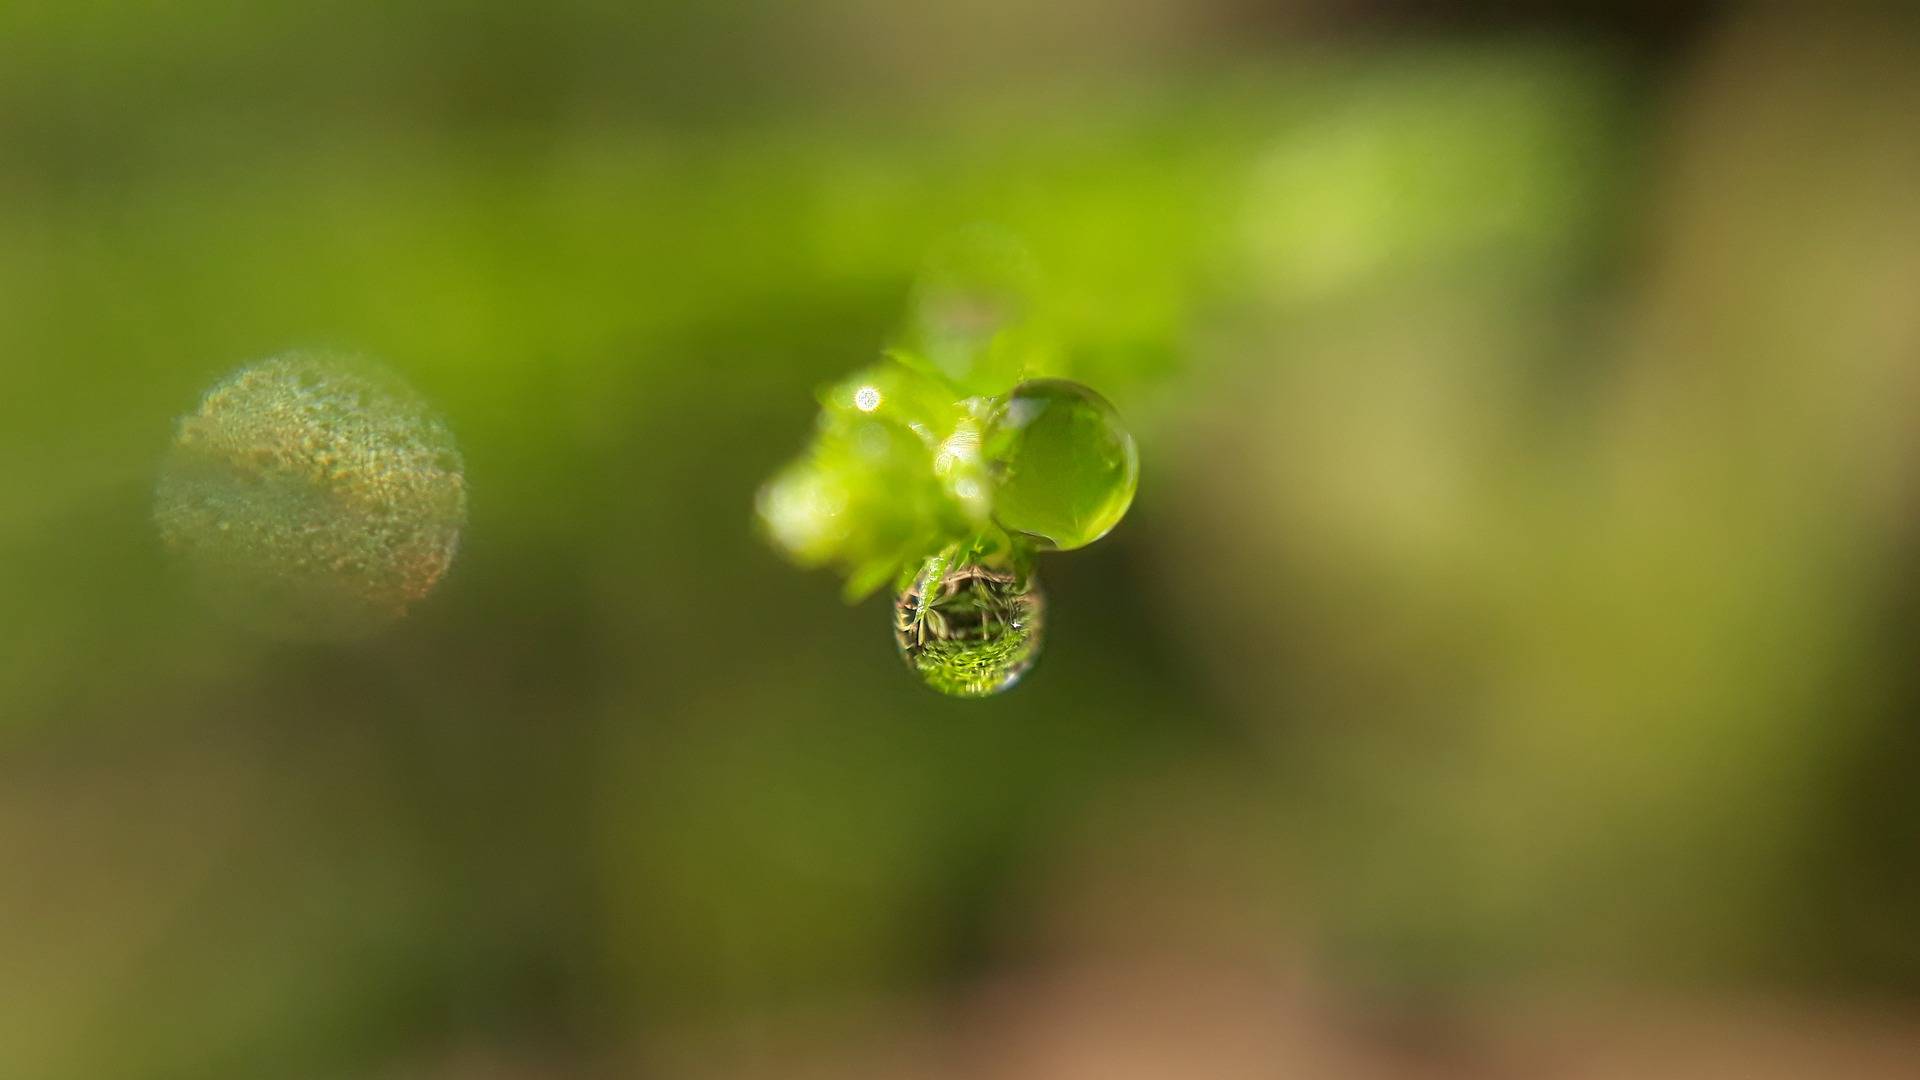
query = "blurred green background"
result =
(6, 2, 1920, 1077)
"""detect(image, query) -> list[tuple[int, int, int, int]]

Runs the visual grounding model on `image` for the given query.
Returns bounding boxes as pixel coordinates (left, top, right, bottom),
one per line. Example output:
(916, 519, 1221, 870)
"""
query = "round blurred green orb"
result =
(154, 352, 467, 639)
(986, 379, 1138, 551)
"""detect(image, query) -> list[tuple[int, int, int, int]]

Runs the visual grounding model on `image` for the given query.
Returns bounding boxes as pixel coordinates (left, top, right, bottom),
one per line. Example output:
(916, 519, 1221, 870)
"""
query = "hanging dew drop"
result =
(986, 379, 1139, 551)
(893, 542, 1044, 698)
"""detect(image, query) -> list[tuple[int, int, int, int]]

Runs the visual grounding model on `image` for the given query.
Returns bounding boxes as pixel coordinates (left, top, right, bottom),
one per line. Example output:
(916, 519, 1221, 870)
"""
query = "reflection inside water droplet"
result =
(893, 542, 1044, 698)
(154, 352, 467, 640)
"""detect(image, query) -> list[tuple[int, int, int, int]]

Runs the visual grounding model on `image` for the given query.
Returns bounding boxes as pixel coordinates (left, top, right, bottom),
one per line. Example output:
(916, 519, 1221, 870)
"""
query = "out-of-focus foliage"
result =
(5, 2, 1920, 1078)
(891, 225, 1049, 398)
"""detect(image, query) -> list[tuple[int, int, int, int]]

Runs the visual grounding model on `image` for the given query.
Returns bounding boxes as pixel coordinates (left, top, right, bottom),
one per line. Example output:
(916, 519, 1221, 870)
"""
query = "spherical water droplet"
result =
(986, 379, 1138, 551)
(893, 543, 1044, 698)
(154, 352, 467, 639)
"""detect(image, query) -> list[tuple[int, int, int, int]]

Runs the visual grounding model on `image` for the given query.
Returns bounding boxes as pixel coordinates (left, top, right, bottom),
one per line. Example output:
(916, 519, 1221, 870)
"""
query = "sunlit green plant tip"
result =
(756, 231, 1140, 696)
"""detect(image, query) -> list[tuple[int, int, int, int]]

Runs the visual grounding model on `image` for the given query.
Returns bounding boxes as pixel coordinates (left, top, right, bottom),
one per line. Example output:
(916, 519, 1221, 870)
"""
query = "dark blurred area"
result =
(6, 1, 1920, 1077)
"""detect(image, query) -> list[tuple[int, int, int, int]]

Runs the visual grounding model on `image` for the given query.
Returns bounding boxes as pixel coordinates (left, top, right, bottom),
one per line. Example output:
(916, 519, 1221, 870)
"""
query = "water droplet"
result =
(986, 379, 1138, 551)
(893, 542, 1044, 698)
(154, 352, 467, 640)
